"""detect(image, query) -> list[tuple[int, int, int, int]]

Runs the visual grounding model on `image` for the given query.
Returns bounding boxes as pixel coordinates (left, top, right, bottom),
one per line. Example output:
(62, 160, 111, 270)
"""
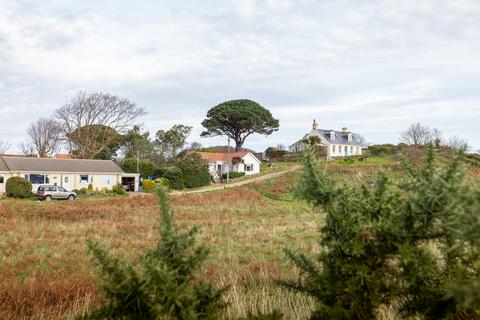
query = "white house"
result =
(289, 120, 364, 159)
(0, 155, 139, 194)
(196, 151, 261, 179)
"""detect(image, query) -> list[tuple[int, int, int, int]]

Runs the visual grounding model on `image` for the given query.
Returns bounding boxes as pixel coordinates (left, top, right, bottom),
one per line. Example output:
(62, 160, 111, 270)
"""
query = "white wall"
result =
(241, 153, 261, 175)
(0, 172, 11, 194)
(329, 144, 363, 158)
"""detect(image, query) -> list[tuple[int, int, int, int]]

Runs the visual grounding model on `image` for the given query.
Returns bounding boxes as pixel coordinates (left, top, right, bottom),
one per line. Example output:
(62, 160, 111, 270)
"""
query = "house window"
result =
(25, 174, 49, 184)
(330, 131, 335, 140)
(101, 175, 114, 185)
(64, 176, 69, 183)
(350, 146, 353, 153)
(0, 175, 3, 184)
(80, 175, 89, 184)
(332, 145, 336, 153)
(245, 164, 254, 172)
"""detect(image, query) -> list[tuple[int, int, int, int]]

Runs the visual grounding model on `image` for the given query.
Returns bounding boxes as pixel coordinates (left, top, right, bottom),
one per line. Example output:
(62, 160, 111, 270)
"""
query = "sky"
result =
(0, 0, 479, 153)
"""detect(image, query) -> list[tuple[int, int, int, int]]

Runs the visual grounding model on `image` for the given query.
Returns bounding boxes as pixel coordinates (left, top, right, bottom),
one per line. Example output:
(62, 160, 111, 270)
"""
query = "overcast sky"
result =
(1, 0, 479, 153)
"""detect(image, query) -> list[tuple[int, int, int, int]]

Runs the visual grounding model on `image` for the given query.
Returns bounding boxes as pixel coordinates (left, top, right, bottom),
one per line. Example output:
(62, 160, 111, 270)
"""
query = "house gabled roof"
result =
(314, 129, 363, 146)
(196, 151, 260, 163)
(0, 156, 124, 174)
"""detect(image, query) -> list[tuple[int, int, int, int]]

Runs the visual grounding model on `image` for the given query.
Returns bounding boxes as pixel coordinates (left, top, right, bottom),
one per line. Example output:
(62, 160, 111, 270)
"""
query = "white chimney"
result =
(341, 127, 348, 133)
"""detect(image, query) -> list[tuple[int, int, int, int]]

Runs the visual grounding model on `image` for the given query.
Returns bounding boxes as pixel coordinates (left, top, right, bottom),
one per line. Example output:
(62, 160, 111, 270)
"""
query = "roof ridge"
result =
(1, 156, 116, 162)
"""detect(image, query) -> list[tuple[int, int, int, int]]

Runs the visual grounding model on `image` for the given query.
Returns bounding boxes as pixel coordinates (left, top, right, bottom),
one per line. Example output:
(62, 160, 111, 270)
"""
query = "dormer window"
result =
(348, 133, 352, 142)
(330, 131, 335, 140)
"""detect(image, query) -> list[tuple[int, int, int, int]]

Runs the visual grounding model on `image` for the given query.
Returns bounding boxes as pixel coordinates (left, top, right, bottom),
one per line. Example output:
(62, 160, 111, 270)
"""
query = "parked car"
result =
(37, 185, 76, 201)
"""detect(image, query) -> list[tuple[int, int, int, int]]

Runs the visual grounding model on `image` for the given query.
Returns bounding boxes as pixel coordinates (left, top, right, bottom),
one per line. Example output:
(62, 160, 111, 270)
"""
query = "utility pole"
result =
(226, 137, 230, 184)
(136, 150, 140, 175)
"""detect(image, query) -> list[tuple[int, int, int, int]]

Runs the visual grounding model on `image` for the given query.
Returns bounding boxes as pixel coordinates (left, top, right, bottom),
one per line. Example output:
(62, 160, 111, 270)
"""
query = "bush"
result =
(87, 183, 94, 192)
(142, 179, 156, 193)
(177, 153, 211, 189)
(163, 167, 184, 190)
(153, 166, 176, 178)
(221, 171, 245, 180)
(75, 188, 88, 196)
(367, 143, 399, 157)
(5, 177, 32, 198)
(119, 158, 156, 178)
(281, 153, 302, 162)
(265, 148, 288, 159)
(282, 146, 480, 319)
(112, 184, 127, 196)
(79, 187, 228, 319)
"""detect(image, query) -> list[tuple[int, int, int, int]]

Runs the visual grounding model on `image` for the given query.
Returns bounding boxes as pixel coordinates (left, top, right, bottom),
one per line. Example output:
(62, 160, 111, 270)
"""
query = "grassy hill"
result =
(0, 153, 478, 319)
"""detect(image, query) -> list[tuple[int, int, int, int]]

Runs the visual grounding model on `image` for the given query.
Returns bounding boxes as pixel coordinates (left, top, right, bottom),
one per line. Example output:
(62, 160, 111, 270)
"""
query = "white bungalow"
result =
(289, 120, 364, 159)
(196, 151, 261, 179)
(0, 155, 139, 194)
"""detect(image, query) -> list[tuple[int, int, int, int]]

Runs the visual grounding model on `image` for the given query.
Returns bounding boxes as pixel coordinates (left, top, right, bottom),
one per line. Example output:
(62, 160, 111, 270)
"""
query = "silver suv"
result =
(37, 185, 77, 201)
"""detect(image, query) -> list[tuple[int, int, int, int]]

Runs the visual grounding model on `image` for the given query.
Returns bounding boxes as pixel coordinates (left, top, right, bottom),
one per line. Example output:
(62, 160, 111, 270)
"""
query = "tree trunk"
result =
(234, 140, 243, 152)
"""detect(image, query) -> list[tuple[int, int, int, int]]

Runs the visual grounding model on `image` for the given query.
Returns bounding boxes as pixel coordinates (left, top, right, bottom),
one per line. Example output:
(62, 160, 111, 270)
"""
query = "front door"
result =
(344, 146, 348, 156)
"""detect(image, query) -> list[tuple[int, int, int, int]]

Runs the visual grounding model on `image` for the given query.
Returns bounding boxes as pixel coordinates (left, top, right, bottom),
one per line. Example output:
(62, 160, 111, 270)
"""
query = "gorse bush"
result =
(79, 186, 229, 319)
(282, 145, 480, 319)
(141, 179, 156, 192)
(5, 177, 32, 198)
(111, 184, 127, 196)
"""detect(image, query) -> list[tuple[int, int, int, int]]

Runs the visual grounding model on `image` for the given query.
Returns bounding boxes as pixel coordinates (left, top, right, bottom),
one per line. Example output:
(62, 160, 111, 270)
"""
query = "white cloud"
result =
(0, 0, 479, 152)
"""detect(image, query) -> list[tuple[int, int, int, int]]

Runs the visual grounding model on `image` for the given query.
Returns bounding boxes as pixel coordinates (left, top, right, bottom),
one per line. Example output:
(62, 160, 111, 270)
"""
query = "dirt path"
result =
(171, 165, 301, 195)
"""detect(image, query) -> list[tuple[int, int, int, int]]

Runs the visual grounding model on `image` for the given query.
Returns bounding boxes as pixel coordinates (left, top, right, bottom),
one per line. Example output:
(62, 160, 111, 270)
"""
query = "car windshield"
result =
(37, 186, 44, 192)
(58, 187, 67, 192)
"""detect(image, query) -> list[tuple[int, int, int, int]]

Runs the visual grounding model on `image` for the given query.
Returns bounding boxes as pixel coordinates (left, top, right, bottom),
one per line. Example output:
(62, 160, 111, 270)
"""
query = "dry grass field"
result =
(1, 157, 479, 319)
(0, 171, 320, 319)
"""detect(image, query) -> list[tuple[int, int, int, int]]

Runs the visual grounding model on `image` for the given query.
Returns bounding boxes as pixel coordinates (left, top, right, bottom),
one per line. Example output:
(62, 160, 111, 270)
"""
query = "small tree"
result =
(201, 99, 279, 151)
(177, 153, 211, 188)
(163, 167, 185, 190)
(282, 146, 480, 319)
(446, 135, 470, 151)
(155, 124, 192, 161)
(399, 123, 439, 145)
(79, 186, 228, 319)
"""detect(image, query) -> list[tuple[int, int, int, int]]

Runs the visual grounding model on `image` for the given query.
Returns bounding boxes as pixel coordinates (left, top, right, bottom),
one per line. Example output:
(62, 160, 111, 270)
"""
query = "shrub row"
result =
(221, 171, 245, 180)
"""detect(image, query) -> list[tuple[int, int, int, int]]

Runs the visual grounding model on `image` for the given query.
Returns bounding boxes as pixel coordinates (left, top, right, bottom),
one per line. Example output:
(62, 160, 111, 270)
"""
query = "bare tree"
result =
(400, 123, 438, 145)
(55, 91, 146, 159)
(20, 142, 38, 157)
(25, 117, 63, 157)
(0, 139, 10, 154)
(446, 135, 470, 151)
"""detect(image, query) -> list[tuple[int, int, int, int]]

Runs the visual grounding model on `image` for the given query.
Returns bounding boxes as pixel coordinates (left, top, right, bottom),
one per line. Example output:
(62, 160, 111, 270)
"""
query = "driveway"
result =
(171, 165, 301, 195)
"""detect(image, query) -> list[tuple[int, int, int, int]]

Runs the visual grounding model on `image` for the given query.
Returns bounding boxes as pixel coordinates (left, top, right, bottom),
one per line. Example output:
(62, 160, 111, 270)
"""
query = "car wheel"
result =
(68, 194, 75, 200)
(45, 195, 52, 201)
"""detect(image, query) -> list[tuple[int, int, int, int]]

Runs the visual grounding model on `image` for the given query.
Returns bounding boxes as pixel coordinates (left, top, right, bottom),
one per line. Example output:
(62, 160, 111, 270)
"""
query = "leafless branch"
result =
(55, 91, 146, 159)
(26, 117, 63, 157)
